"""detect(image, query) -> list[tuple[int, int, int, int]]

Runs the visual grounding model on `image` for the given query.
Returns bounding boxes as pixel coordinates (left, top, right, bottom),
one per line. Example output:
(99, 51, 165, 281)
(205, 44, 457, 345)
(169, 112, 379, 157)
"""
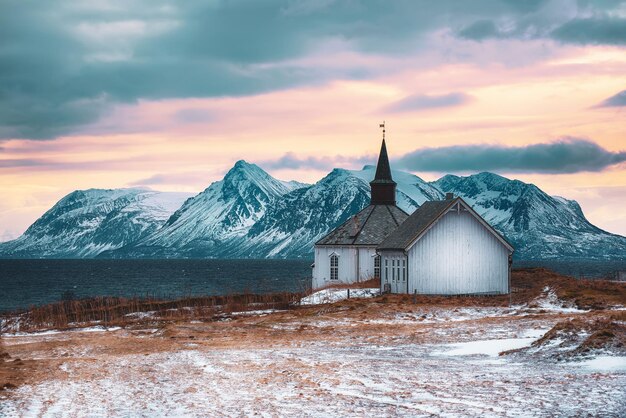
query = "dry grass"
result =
(2, 268, 624, 334)
(0, 291, 305, 334)
(574, 311, 626, 356)
(507, 310, 626, 359)
(1, 268, 624, 400)
(511, 268, 626, 309)
(317, 277, 380, 290)
(0, 348, 36, 392)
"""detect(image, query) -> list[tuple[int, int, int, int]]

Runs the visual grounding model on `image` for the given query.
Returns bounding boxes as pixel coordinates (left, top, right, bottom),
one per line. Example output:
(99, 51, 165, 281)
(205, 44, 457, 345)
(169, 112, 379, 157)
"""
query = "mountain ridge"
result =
(1, 162, 624, 260)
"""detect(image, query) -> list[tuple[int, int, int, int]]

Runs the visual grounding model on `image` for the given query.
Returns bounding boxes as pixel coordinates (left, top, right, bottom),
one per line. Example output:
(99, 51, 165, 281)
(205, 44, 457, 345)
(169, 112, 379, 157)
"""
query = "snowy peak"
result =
(113, 161, 307, 256)
(434, 172, 625, 259)
(0, 188, 192, 258)
(221, 160, 295, 203)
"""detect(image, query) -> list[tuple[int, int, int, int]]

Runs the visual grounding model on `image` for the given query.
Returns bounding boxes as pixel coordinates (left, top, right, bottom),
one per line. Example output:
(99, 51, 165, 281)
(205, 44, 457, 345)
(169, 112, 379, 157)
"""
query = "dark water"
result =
(0, 259, 624, 312)
(0, 259, 312, 312)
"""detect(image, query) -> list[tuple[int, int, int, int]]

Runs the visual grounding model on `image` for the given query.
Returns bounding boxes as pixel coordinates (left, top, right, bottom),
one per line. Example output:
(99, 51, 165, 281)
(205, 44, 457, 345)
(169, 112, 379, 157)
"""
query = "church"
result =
(312, 129, 513, 295)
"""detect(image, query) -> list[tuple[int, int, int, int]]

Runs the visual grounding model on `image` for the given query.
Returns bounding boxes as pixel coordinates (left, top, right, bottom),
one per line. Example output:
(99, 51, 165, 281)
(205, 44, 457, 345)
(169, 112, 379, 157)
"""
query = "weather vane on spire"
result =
(379, 121, 385, 140)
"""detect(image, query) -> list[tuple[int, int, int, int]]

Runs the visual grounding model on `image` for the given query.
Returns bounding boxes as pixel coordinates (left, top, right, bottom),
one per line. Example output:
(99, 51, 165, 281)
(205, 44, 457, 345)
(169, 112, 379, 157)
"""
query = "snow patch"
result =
(2, 325, 121, 337)
(300, 288, 379, 305)
(579, 356, 626, 372)
(226, 309, 285, 317)
(532, 286, 587, 313)
(432, 328, 548, 357)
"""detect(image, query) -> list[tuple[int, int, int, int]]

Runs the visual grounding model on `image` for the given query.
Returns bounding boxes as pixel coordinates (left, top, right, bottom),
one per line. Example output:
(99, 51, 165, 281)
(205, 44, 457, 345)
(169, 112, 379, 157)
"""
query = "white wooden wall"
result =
(405, 209, 510, 295)
(312, 246, 378, 289)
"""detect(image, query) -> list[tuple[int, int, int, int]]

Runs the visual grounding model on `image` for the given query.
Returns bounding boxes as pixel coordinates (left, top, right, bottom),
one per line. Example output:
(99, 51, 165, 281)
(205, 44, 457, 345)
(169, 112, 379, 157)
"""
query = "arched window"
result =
(330, 254, 339, 281)
(374, 255, 381, 279)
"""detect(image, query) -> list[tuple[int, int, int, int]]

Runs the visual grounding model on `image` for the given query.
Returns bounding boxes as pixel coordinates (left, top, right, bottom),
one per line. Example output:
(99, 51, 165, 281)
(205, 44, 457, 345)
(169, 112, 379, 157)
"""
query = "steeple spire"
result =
(373, 138, 393, 182)
(370, 122, 397, 205)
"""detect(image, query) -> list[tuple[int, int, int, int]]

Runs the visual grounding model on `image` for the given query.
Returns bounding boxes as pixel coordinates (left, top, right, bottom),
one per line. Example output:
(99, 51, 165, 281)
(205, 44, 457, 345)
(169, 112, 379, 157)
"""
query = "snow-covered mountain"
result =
(435, 172, 626, 260)
(238, 166, 443, 258)
(3, 162, 625, 260)
(101, 160, 307, 258)
(0, 189, 192, 258)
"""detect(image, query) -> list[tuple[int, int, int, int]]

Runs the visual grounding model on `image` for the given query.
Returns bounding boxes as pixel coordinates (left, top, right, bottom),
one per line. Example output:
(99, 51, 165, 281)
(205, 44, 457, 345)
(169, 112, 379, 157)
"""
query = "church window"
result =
(330, 254, 339, 281)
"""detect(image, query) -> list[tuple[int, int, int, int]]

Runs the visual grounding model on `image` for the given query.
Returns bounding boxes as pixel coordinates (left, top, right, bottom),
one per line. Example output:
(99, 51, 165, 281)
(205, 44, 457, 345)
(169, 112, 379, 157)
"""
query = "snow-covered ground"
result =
(2, 302, 625, 417)
(1, 326, 121, 338)
(431, 328, 548, 357)
(300, 288, 379, 305)
(531, 286, 588, 313)
(2, 337, 624, 417)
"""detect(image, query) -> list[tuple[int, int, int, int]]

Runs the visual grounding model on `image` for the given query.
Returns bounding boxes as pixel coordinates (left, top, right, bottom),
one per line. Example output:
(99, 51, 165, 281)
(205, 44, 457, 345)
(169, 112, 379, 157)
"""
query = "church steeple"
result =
(373, 139, 393, 181)
(370, 123, 397, 205)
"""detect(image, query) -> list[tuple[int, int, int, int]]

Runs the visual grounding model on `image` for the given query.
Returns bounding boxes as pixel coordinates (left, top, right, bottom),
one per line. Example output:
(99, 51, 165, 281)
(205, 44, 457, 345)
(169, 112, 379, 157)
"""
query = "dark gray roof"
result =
(316, 204, 409, 246)
(377, 199, 454, 250)
(378, 197, 514, 252)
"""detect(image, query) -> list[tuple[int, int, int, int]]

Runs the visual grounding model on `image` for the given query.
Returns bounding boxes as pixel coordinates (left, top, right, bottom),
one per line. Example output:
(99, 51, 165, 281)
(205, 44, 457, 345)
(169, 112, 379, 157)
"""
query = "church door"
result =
(389, 256, 407, 293)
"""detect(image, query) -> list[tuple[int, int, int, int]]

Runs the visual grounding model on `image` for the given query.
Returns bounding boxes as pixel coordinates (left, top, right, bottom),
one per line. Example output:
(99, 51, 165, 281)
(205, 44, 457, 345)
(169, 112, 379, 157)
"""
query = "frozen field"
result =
(1, 294, 625, 417)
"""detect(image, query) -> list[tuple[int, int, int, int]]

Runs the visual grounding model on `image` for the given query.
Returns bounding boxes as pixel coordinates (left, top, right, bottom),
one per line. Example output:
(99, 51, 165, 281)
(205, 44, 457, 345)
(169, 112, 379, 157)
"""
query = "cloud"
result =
(0, 159, 44, 168)
(128, 172, 213, 187)
(552, 17, 626, 45)
(395, 138, 626, 173)
(172, 108, 214, 123)
(0, 229, 18, 243)
(2, 0, 626, 139)
(596, 89, 626, 107)
(384, 92, 473, 113)
(0, 157, 143, 171)
(260, 152, 371, 171)
(457, 20, 501, 41)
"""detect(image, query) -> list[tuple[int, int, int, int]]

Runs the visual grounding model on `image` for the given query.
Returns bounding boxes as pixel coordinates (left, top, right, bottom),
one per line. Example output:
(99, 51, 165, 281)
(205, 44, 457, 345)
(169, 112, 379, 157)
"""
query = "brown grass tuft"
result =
(0, 291, 306, 333)
(511, 268, 626, 309)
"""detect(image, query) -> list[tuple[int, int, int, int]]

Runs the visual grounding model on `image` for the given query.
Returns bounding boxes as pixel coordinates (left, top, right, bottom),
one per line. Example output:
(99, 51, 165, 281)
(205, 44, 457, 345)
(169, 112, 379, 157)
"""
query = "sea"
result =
(0, 259, 624, 312)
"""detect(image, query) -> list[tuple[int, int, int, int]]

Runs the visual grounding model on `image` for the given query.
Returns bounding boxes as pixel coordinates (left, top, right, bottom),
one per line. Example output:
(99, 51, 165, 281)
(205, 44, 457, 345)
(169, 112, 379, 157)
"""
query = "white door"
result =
(389, 257, 407, 293)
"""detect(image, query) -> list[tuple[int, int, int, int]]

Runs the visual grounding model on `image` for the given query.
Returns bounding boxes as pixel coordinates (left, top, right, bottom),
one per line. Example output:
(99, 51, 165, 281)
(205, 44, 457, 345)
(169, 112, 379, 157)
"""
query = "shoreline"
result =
(1, 275, 624, 416)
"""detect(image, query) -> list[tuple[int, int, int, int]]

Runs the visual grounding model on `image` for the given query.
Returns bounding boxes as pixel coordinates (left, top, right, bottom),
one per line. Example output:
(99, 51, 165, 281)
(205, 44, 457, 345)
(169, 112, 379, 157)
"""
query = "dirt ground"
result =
(1, 269, 625, 417)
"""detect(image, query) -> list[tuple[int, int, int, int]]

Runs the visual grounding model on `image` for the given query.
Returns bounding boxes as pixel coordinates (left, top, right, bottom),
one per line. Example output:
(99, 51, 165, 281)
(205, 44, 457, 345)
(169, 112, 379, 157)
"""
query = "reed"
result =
(0, 290, 306, 334)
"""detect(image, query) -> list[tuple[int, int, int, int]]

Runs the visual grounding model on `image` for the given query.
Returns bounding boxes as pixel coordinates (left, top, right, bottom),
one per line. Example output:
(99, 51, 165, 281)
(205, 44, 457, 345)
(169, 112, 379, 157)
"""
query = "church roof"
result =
(377, 200, 453, 250)
(378, 197, 514, 252)
(370, 139, 395, 185)
(315, 204, 409, 246)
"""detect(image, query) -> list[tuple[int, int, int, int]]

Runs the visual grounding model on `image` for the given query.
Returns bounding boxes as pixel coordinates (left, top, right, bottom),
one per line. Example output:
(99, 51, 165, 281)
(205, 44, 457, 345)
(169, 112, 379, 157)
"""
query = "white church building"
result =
(312, 131, 514, 295)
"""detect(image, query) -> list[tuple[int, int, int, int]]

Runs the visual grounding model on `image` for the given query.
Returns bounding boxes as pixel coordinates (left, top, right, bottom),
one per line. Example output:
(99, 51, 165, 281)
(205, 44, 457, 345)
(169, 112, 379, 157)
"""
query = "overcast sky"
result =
(1, 0, 625, 240)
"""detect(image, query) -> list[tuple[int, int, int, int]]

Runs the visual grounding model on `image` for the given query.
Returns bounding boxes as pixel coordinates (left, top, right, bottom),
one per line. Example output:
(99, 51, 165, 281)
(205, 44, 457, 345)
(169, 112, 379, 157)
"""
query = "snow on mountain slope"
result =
(0, 189, 192, 258)
(104, 160, 307, 258)
(240, 168, 372, 258)
(237, 166, 444, 258)
(434, 172, 626, 260)
(352, 165, 444, 212)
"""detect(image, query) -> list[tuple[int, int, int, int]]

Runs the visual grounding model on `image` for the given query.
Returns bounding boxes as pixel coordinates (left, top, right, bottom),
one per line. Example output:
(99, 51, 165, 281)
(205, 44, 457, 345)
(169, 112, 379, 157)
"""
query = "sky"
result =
(1, 0, 626, 241)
